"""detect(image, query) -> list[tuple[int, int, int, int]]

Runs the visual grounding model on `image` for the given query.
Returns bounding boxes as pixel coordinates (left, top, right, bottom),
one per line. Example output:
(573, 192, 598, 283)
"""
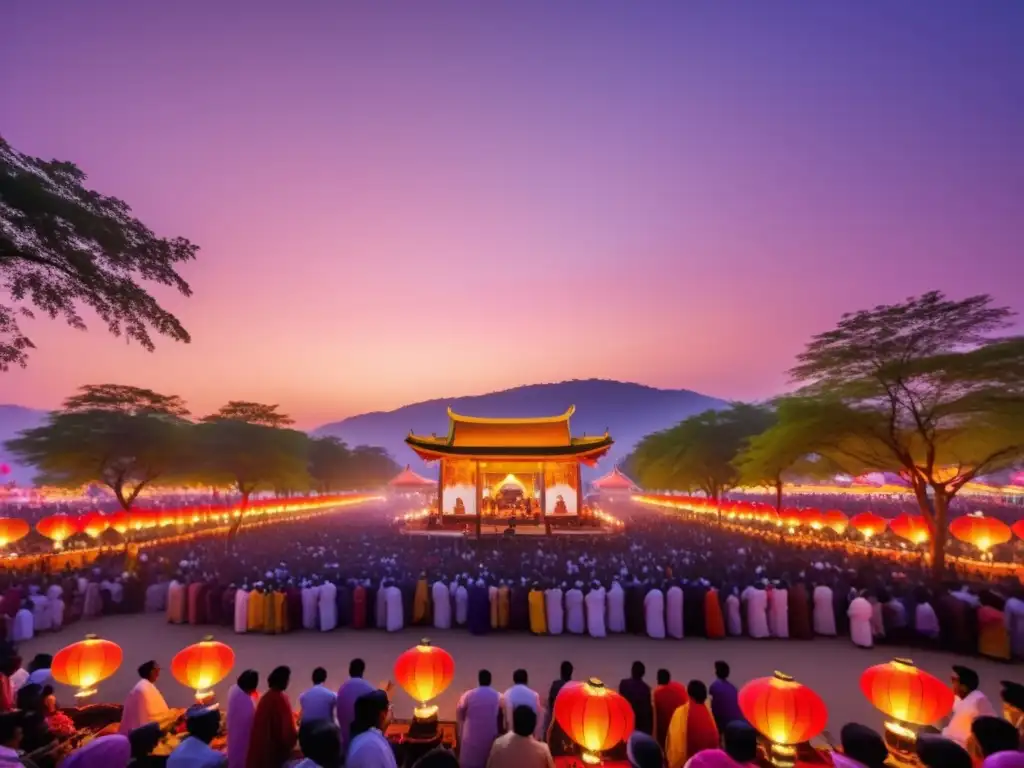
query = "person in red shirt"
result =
(665, 681, 719, 768)
(652, 669, 688, 750)
(247, 665, 298, 768)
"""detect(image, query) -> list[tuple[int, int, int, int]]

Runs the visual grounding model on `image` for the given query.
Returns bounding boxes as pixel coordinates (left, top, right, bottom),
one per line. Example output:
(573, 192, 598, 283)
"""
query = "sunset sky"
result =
(4, 2, 1023, 428)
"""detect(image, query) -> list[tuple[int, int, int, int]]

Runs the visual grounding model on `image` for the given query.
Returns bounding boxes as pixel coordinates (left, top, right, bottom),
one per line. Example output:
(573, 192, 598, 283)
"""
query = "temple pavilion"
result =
(405, 406, 612, 532)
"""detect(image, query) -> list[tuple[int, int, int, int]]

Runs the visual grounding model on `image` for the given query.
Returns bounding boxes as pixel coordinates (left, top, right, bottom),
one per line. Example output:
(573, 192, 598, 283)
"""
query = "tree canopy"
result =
(0, 136, 197, 370)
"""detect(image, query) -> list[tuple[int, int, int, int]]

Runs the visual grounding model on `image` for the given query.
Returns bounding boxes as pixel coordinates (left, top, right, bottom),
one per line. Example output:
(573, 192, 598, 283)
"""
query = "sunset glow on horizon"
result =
(4, 2, 1023, 427)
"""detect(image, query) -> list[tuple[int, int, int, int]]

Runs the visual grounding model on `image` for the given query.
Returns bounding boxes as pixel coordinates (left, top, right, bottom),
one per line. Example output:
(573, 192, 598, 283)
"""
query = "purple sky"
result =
(4, 2, 1023, 427)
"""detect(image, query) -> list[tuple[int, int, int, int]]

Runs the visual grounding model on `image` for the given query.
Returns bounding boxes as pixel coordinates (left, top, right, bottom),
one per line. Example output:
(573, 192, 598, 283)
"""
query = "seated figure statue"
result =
(554, 495, 568, 515)
(454, 497, 465, 515)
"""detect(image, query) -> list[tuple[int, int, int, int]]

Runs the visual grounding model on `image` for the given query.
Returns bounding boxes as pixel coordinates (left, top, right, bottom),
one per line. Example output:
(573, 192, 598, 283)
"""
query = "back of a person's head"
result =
(185, 706, 220, 743)
(656, 669, 670, 686)
(312, 667, 328, 686)
(412, 747, 461, 768)
(238, 669, 259, 693)
(840, 723, 888, 768)
(352, 692, 386, 736)
(350, 658, 366, 678)
(299, 719, 342, 766)
(686, 680, 707, 705)
(560, 661, 573, 681)
(269, 665, 291, 691)
(714, 661, 730, 680)
(478, 669, 492, 687)
(916, 734, 972, 768)
(723, 721, 757, 763)
(128, 722, 162, 759)
(0, 711, 22, 747)
(631, 661, 645, 680)
(513, 668, 528, 686)
(512, 705, 537, 737)
(971, 715, 1020, 757)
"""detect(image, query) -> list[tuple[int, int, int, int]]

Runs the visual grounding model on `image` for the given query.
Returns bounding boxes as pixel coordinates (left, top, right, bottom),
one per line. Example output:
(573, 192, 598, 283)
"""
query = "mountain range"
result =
(1, 379, 726, 484)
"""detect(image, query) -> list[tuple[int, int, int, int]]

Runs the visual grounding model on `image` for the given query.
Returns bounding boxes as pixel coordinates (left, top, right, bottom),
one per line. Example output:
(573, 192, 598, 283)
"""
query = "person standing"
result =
(565, 584, 585, 635)
(607, 580, 626, 633)
(299, 668, 337, 727)
(644, 587, 666, 640)
(486, 706, 555, 768)
(226, 670, 259, 768)
(347, 690, 397, 768)
(456, 670, 502, 768)
(545, 584, 564, 636)
(943, 666, 995, 747)
(666, 584, 684, 639)
(664, 681, 719, 768)
(337, 659, 375, 753)
(544, 662, 573, 739)
(432, 580, 451, 630)
(585, 583, 607, 638)
(848, 592, 874, 649)
(708, 662, 743, 735)
(502, 670, 542, 736)
(247, 666, 298, 768)
(812, 583, 836, 636)
(619, 662, 654, 736)
(652, 669, 688, 750)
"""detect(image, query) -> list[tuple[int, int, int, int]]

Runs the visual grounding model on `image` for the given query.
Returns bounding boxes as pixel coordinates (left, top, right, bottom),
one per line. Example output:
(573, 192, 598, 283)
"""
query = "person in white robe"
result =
(12, 603, 34, 643)
(725, 589, 742, 636)
(666, 584, 684, 639)
(769, 584, 789, 639)
(812, 585, 836, 636)
(119, 661, 171, 733)
(301, 583, 319, 630)
(565, 584, 585, 634)
(432, 581, 452, 630)
(110, 579, 124, 607)
(29, 590, 51, 633)
(164, 581, 183, 624)
(915, 600, 940, 640)
(742, 585, 770, 639)
(455, 582, 469, 626)
(545, 585, 564, 635)
(644, 586, 666, 639)
(607, 581, 626, 633)
(1004, 595, 1024, 659)
(145, 581, 169, 613)
(46, 584, 64, 630)
(375, 582, 388, 630)
(385, 583, 403, 632)
(848, 593, 874, 648)
(318, 581, 337, 632)
(585, 583, 606, 638)
(233, 587, 250, 633)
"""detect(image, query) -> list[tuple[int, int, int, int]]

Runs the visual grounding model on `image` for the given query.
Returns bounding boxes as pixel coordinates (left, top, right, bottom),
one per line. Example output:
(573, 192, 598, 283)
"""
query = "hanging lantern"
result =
(554, 678, 634, 764)
(823, 510, 848, 534)
(739, 671, 827, 767)
(107, 510, 130, 535)
(36, 514, 81, 548)
(850, 512, 886, 540)
(782, 508, 803, 527)
(1013, 520, 1024, 542)
(171, 636, 236, 702)
(0, 518, 30, 548)
(802, 509, 824, 531)
(860, 658, 954, 761)
(889, 514, 931, 546)
(51, 634, 123, 699)
(394, 639, 454, 719)
(79, 511, 110, 539)
(949, 513, 1011, 553)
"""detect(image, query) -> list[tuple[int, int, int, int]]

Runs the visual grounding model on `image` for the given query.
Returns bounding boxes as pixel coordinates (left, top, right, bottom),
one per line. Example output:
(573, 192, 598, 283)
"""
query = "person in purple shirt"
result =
(337, 658, 375, 749)
(708, 661, 744, 734)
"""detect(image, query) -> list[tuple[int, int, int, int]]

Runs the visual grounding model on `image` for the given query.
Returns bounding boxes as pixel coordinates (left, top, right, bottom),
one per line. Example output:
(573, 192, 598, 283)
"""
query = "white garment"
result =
(12, 608, 33, 643)
(545, 588, 564, 635)
(145, 582, 168, 613)
(30, 595, 50, 633)
(347, 727, 399, 768)
(725, 594, 742, 636)
(1005, 597, 1024, 658)
(319, 582, 338, 631)
(455, 585, 469, 626)
(812, 586, 836, 636)
(942, 690, 995, 746)
(46, 585, 64, 629)
(585, 588, 606, 638)
(375, 585, 388, 629)
(769, 588, 789, 638)
(848, 597, 874, 648)
(915, 602, 940, 639)
(119, 679, 170, 733)
(666, 586, 684, 639)
(385, 586, 403, 632)
(644, 588, 665, 639)
(742, 587, 770, 639)
(302, 587, 319, 630)
(298, 684, 338, 725)
(234, 589, 249, 633)
(501, 684, 542, 736)
(565, 589, 585, 634)
(432, 582, 452, 629)
(607, 582, 626, 633)
(9, 668, 28, 693)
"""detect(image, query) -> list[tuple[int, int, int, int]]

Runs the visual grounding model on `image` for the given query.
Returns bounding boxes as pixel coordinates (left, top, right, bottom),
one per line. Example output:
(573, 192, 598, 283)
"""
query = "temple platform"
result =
(400, 521, 619, 538)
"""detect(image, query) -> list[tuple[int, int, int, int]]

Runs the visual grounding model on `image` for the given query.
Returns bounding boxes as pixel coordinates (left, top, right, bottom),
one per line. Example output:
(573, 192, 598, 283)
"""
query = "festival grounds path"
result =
(22, 612, 1017, 736)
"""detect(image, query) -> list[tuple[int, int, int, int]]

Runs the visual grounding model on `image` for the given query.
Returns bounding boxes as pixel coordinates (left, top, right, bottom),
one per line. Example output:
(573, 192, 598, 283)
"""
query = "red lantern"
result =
(52, 634, 123, 699)
(801, 509, 824, 530)
(1014, 520, 1024, 542)
(554, 678, 634, 762)
(0, 518, 30, 548)
(823, 510, 848, 534)
(739, 672, 827, 765)
(107, 510, 130, 535)
(889, 514, 930, 546)
(171, 636, 236, 702)
(782, 508, 802, 527)
(394, 639, 454, 717)
(79, 511, 109, 539)
(949, 514, 1012, 552)
(860, 658, 953, 726)
(36, 514, 81, 547)
(850, 512, 886, 540)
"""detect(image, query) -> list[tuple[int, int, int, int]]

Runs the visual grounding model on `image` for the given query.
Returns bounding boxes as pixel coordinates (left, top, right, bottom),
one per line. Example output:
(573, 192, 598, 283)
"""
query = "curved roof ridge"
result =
(446, 405, 575, 424)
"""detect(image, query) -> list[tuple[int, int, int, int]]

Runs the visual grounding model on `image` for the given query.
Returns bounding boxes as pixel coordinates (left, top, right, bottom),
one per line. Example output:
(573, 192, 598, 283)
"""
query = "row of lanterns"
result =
(0, 494, 377, 549)
(635, 495, 1022, 553)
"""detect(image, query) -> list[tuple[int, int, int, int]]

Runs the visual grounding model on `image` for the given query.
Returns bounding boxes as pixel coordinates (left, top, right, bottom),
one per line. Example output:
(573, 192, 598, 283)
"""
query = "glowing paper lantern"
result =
(950, 513, 1012, 552)
(850, 512, 886, 540)
(823, 510, 848, 534)
(554, 678, 635, 763)
(171, 636, 236, 702)
(0, 518, 30, 548)
(79, 511, 110, 539)
(107, 510, 130, 535)
(860, 658, 953, 727)
(1014, 520, 1024, 542)
(52, 634, 123, 699)
(801, 509, 824, 531)
(36, 514, 81, 547)
(739, 672, 827, 766)
(889, 514, 931, 546)
(393, 639, 455, 718)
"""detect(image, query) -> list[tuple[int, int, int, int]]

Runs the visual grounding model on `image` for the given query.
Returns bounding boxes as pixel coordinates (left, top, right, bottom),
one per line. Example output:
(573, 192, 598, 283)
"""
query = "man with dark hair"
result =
(347, 690, 396, 768)
(167, 704, 223, 767)
(619, 661, 653, 735)
(968, 716, 1021, 762)
(487, 705, 555, 768)
(944, 665, 995, 746)
(626, 732, 663, 768)
(457, 669, 501, 768)
(296, 720, 343, 768)
(300, 667, 337, 726)
(709, 661, 743, 734)
(338, 658, 375, 752)
(665, 681, 719, 768)
(652, 669, 687, 749)
(0, 711, 25, 765)
(119, 659, 170, 734)
(837, 723, 888, 768)
(249, 666, 298, 768)
(544, 662, 573, 737)
(916, 733, 972, 768)
(502, 669, 541, 735)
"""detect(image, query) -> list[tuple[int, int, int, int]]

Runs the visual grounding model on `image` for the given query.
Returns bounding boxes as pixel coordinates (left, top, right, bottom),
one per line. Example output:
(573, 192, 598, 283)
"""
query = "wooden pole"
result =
(475, 460, 482, 539)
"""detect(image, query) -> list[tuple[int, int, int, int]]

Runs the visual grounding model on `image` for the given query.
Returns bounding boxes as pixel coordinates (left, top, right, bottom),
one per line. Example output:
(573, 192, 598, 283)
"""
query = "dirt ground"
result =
(21, 612, 1017, 738)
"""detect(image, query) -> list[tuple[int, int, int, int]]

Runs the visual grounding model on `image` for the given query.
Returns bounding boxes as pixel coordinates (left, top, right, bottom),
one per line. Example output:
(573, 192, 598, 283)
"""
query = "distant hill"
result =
(0, 405, 47, 485)
(314, 379, 727, 477)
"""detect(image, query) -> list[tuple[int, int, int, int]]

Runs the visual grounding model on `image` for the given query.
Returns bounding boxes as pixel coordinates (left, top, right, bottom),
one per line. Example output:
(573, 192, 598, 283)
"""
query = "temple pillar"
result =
(475, 460, 482, 539)
(540, 463, 549, 535)
(438, 459, 445, 517)
(576, 464, 583, 523)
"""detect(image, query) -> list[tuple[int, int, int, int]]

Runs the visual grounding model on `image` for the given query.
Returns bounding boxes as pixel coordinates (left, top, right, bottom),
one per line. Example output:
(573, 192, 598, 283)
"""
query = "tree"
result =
(346, 445, 399, 488)
(0, 136, 198, 370)
(631, 404, 774, 518)
(781, 291, 1024, 577)
(205, 401, 294, 428)
(3, 384, 192, 510)
(308, 436, 353, 493)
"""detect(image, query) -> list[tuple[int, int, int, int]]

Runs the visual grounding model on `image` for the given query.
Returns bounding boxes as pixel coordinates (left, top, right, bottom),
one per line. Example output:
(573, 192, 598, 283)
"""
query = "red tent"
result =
(591, 466, 638, 492)
(389, 465, 437, 489)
